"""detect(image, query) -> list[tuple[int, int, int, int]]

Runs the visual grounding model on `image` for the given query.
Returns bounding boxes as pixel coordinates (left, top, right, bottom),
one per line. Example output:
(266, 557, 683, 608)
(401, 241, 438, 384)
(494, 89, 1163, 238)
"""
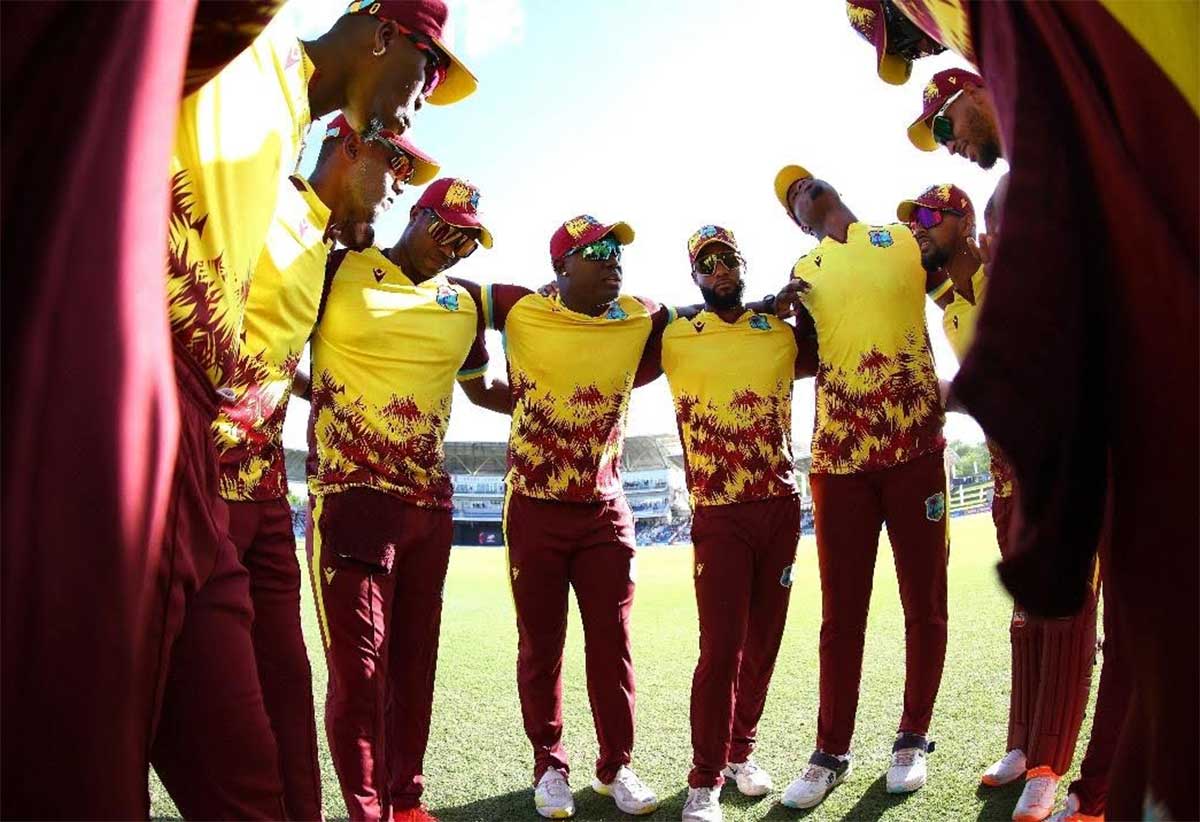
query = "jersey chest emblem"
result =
(749, 314, 771, 331)
(372, 267, 386, 283)
(868, 229, 894, 248)
(436, 284, 459, 311)
(605, 303, 628, 321)
(692, 320, 706, 333)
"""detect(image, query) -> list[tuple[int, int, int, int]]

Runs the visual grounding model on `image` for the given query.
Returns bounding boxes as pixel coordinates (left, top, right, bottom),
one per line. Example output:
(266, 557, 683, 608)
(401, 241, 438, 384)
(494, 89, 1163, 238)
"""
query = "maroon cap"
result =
(324, 113, 440, 185)
(344, 0, 478, 105)
(908, 67, 984, 151)
(414, 178, 493, 247)
(549, 215, 635, 263)
(846, 0, 945, 85)
(896, 183, 976, 224)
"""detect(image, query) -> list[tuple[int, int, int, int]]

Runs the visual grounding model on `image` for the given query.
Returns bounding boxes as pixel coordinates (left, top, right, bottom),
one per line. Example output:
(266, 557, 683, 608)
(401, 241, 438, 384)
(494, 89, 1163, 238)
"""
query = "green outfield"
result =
(151, 512, 1100, 821)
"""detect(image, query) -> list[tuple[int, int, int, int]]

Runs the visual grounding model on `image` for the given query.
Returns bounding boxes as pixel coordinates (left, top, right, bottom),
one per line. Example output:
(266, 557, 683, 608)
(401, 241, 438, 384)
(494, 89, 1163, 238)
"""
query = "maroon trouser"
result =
(310, 489, 453, 819)
(148, 350, 286, 818)
(994, 493, 1098, 775)
(1, 3, 192, 816)
(504, 493, 637, 784)
(809, 449, 948, 756)
(688, 495, 801, 789)
(227, 498, 323, 819)
(1069, 541, 1134, 817)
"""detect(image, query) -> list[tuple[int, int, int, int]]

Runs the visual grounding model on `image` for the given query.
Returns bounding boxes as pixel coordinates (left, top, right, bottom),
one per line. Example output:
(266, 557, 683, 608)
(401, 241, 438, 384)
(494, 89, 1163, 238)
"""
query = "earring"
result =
(372, 45, 386, 57)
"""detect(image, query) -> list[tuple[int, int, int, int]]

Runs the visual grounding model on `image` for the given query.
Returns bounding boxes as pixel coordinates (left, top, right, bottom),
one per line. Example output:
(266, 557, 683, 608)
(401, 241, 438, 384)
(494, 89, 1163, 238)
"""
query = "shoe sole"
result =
(981, 772, 1023, 787)
(1013, 811, 1052, 822)
(780, 766, 851, 810)
(886, 778, 926, 794)
(535, 807, 574, 819)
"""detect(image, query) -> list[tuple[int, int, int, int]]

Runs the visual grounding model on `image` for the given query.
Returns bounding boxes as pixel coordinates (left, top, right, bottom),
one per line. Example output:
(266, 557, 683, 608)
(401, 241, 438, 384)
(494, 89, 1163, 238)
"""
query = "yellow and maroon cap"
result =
(896, 183, 976, 223)
(414, 177, 493, 247)
(908, 67, 984, 151)
(774, 164, 813, 212)
(846, 0, 946, 85)
(686, 225, 739, 265)
(324, 113, 440, 185)
(344, 0, 478, 105)
(549, 215, 635, 263)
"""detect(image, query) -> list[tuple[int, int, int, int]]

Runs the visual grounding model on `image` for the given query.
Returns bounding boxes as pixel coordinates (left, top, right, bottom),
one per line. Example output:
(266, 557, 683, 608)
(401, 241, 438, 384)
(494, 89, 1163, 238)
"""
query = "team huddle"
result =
(2, 1, 1196, 821)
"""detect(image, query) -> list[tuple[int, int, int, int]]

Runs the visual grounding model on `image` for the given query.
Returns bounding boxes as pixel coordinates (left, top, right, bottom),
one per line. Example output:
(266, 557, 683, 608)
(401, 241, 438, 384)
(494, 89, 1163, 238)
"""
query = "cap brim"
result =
(690, 237, 737, 263)
(426, 37, 478, 105)
(774, 164, 812, 212)
(432, 206, 493, 248)
(601, 221, 635, 246)
(878, 53, 912, 85)
(896, 199, 920, 222)
(393, 137, 441, 185)
(907, 117, 937, 151)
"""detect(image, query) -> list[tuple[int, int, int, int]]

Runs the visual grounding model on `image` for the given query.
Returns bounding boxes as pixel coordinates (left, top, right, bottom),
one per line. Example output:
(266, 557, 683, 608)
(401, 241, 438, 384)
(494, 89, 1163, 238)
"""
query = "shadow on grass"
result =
(973, 780, 1024, 821)
(832, 773, 909, 820)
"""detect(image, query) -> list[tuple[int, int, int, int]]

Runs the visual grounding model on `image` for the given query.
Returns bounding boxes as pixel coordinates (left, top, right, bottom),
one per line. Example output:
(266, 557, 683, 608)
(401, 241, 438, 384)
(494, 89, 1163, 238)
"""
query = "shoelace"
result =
(737, 759, 762, 777)
(1025, 777, 1057, 806)
(689, 787, 717, 805)
(615, 768, 650, 799)
(893, 749, 921, 767)
(543, 773, 572, 805)
(802, 765, 831, 783)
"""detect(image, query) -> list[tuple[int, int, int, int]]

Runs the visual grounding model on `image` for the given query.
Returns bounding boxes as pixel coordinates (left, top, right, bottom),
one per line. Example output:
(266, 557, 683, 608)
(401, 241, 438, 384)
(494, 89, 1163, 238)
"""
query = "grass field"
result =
(151, 513, 1100, 821)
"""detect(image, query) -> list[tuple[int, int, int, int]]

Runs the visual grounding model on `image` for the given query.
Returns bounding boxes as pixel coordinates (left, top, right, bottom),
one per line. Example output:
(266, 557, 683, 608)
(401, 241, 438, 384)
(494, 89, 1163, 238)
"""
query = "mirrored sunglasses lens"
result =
(932, 116, 954, 144)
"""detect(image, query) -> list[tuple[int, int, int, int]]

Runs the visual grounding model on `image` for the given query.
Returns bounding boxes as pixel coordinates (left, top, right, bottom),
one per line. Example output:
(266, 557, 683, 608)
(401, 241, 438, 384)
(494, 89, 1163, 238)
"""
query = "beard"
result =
(700, 279, 745, 310)
(921, 243, 951, 272)
(977, 138, 1001, 170)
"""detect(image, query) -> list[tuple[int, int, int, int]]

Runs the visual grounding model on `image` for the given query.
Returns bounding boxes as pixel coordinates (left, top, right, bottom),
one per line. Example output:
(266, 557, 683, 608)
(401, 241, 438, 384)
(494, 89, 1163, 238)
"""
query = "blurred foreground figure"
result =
(883, 2, 1198, 818)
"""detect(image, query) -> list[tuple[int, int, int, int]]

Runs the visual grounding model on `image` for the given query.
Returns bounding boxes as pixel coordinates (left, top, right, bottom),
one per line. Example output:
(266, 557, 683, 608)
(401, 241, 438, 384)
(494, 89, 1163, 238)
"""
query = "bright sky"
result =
(280, 0, 1006, 451)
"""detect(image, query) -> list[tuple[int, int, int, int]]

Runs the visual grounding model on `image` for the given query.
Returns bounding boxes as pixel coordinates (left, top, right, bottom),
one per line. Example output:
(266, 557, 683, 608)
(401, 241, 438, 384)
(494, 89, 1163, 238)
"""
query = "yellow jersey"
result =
(167, 15, 314, 390)
(213, 176, 331, 501)
(309, 247, 487, 509)
(660, 310, 817, 507)
(484, 287, 673, 502)
(793, 222, 944, 475)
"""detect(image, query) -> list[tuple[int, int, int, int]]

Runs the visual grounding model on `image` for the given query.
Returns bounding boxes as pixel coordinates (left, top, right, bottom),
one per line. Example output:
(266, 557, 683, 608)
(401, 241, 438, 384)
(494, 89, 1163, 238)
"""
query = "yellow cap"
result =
(774, 164, 813, 212)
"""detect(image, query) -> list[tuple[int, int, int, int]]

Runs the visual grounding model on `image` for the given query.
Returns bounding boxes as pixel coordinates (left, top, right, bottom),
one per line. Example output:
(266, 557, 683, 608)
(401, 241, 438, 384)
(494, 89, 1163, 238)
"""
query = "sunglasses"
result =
(931, 89, 964, 145)
(567, 235, 621, 262)
(365, 135, 416, 183)
(395, 24, 447, 98)
(697, 250, 744, 275)
(425, 211, 478, 259)
(908, 205, 963, 230)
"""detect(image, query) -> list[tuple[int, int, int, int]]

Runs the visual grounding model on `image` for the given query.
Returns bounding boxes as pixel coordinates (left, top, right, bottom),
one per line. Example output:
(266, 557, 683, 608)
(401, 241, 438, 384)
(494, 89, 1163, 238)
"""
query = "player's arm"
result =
(790, 316, 819, 380)
(291, 369, 312, 401)
(927, 269, 955, 309)
(459, 374, 512, 415)
(184, 1, 286, 95)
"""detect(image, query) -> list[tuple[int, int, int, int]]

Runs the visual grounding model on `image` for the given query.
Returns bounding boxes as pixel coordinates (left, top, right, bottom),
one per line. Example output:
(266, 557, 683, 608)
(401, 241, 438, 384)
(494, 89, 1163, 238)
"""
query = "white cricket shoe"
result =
(592, 765, 659, 815)
(1047, 792, 1103, 822)
(681, 785, 722, 822)
(780, 751, 852, 809)
(982, 749, 1028, 787)
(534, 768, 575, 819)
(887, 734, 932, 793)
(722, 757, 773, 796)
(1013, 767, 1059, 822)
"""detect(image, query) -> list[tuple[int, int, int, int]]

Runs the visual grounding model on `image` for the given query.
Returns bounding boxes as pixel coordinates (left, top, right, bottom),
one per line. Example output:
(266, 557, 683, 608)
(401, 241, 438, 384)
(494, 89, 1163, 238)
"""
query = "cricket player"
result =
(308, 178, 505, 822)
(153, 1, 477, 815)
(886, 8, 1198, 814)
(211, 115, 438, 819)
(772, 165, 949, 810)
(643, 226, 817, 822)
(899, 182, 1100, 822)
(483, 215, 677, 819)
(844, 0, 945, 85)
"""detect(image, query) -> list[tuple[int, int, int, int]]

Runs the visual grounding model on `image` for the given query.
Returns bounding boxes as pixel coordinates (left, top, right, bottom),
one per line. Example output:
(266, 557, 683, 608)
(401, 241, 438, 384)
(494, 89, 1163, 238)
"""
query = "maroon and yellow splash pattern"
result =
(213, 177, 331, 501)
(662, 311, 807, 507)
(794, 222, 944, 475)
(168, 16, 313, 389)
(485, 287, 670, 502)
(309, 247, 486, 508)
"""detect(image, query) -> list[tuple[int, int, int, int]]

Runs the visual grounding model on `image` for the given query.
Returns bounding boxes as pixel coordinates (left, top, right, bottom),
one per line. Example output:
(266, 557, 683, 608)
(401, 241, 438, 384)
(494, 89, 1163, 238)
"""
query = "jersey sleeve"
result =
(449, 277, 490, 381)
(791, 320, 820, 379)
(483, 283, 532, 332)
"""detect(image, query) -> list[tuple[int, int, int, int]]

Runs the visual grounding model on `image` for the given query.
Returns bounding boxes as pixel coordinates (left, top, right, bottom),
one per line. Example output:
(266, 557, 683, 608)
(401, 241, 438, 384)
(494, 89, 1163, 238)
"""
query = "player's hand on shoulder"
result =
(774, 276, 811, 319)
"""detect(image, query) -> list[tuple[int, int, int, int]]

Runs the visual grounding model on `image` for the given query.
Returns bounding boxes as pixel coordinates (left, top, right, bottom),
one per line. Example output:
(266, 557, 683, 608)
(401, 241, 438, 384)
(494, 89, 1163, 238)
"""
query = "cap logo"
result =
(846, 3, 875, 31)
(443, 181, 479, 211)
(564, 215, 600, 239)
(948, 75, 958, 85)
(923, 79, 939, 104)
(935, 184, 953, 202)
